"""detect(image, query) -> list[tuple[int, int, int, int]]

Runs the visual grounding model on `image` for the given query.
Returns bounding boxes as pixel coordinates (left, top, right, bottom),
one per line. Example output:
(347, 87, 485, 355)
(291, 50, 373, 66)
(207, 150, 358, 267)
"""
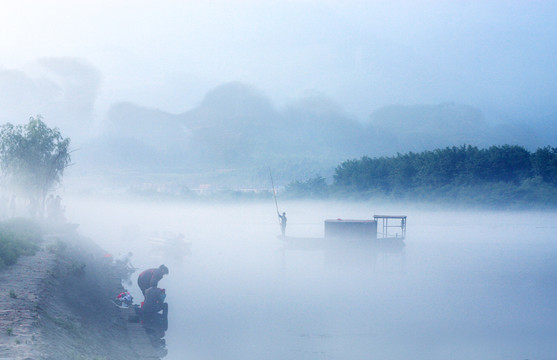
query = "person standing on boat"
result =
(278, 212, 287, 237)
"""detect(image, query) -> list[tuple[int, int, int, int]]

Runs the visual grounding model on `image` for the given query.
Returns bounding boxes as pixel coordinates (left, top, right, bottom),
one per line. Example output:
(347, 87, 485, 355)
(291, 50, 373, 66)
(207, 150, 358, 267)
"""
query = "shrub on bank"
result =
(0, 218, 42, 269)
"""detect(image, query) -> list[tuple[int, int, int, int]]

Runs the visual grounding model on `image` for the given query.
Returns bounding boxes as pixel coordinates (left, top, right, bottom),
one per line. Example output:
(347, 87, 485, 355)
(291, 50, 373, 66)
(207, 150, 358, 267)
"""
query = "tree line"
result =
(286, 145, 557, 207)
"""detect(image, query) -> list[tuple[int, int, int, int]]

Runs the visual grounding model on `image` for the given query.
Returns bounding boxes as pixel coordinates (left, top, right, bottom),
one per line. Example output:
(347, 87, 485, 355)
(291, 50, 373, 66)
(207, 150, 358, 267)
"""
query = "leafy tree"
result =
(333, 145, 552, 194)
(287, 144, 557, 206)
(531, 146, 557, 184)
(479, 145, 532, 184)
(0, 116, 71, 217)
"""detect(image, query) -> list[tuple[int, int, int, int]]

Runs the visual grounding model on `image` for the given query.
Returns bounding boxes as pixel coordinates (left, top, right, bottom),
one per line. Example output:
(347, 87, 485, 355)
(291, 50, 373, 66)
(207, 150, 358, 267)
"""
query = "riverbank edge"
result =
(0, 226, 160, 360)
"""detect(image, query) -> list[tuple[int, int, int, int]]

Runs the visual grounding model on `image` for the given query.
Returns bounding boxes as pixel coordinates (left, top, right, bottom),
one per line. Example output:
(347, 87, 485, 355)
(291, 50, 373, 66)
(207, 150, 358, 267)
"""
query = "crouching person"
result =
(138, 265, 169, 296)
(142, 287, 168, 335)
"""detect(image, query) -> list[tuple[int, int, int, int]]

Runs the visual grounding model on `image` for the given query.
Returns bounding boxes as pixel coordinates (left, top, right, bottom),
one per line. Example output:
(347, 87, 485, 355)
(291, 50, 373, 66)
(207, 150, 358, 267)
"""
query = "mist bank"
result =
(63, 144, 557, 210)
(79, 83, 553, 170)
(285, 145, 557, 209)
(2, 59, 555, 185)
(63, 81, 557, 191)
(62, 198, 557, 360)
(4, 61, 556, 195)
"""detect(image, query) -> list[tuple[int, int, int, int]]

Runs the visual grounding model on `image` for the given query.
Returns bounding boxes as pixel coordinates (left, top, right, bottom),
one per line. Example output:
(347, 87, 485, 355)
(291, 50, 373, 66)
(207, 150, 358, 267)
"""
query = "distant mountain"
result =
(107, 102, 190, 153)
(91, 82, 367, 171)
(179, 82, 279, 166)
(280, 95, 367, 158)
(366, 103, 543, 153)
(77, 83, 554, 187)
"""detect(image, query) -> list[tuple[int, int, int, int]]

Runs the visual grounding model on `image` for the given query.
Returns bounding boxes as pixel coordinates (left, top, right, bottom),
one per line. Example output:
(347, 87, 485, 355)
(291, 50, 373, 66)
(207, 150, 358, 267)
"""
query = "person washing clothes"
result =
(137, 264, 169, 296)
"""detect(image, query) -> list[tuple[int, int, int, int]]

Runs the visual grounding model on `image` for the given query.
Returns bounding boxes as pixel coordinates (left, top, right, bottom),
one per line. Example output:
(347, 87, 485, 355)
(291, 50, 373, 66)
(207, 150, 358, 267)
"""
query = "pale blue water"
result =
(67, 198, 557, 360)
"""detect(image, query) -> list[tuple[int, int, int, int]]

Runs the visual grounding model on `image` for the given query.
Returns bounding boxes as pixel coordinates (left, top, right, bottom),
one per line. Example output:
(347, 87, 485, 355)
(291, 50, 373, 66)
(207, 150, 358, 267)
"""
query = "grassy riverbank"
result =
(0, 220, 159, 360)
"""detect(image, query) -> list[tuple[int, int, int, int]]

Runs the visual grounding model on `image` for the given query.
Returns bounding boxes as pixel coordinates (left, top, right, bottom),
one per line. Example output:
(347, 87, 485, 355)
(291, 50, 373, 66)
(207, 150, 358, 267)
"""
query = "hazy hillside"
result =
(74, 82, 554, 189)
(80, 83, 368, 172)
(180, 83, 279, 167)
(366, 103, 543, 153)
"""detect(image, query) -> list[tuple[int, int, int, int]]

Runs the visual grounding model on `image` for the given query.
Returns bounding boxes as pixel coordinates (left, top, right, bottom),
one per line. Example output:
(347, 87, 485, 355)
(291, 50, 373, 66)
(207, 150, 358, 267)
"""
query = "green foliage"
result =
(6, 327, 13, 336)
(1, 217, 42, 242)
(9, 289, 17, 298)
(0, 116, 71, 216)
(282, 145, 557, 207)
(531, 146, 557, 184)
(333, 145, 552, 191)
(0, 218, 42, 269)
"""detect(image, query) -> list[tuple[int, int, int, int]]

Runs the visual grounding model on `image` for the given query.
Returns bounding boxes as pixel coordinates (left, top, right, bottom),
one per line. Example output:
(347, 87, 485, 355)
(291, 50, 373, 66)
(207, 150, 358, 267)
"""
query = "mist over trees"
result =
(73, 81, 556, 190)
(284, 145, 557, 207)
(0, 82, 556, 208)
(2, 58, 553, 193)
(0, 116, 71, 217)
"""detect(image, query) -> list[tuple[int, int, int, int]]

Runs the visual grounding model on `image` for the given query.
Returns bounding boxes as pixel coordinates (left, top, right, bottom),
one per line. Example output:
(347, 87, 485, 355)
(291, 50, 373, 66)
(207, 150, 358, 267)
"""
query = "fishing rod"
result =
(269, 167, 280, 222)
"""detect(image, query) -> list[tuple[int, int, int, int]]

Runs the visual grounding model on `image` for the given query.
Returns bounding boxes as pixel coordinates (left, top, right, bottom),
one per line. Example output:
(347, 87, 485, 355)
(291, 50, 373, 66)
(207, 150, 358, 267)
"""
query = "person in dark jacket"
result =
(138, 264, 169, 296)
(143, 287, 168, 314)
(142, 287, 168, 333)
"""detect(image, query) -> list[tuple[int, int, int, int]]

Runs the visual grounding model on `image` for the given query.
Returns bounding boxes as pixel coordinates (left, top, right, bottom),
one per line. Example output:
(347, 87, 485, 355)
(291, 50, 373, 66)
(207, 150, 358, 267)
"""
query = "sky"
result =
(1, 0, 556, 128)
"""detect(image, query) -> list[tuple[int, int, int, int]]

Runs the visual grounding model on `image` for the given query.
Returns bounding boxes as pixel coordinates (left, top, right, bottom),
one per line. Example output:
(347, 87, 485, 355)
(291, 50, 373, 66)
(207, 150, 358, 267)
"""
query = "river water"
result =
(65, 198, 557, 360)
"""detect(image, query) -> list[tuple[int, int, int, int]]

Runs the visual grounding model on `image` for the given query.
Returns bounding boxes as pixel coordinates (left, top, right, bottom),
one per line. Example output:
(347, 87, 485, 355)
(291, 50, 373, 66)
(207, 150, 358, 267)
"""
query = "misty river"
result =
(65, 198, 557, 360)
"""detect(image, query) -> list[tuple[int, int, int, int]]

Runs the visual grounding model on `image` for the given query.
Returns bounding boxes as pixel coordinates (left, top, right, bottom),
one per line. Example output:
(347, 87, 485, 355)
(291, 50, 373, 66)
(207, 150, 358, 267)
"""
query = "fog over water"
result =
(65, 197, 557, 359)
(2, 1, 556, 358)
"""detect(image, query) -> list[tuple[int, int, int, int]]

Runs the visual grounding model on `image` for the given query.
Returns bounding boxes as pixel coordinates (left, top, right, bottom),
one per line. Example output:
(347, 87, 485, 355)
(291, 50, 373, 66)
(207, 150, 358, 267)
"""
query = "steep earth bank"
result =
(0, 227, 159, 360)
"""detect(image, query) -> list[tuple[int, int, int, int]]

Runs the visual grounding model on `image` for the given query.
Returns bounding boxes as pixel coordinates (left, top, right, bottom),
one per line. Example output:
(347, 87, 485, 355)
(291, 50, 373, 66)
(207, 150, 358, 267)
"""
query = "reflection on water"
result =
(139, 283, 171, 357)
(143, 311, 168, 358)
(281, 236, 406, 274)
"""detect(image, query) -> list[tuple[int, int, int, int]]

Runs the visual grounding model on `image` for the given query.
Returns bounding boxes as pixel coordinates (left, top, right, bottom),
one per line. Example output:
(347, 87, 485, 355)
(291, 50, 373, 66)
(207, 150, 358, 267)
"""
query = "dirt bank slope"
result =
(0, 228, 160, 360)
